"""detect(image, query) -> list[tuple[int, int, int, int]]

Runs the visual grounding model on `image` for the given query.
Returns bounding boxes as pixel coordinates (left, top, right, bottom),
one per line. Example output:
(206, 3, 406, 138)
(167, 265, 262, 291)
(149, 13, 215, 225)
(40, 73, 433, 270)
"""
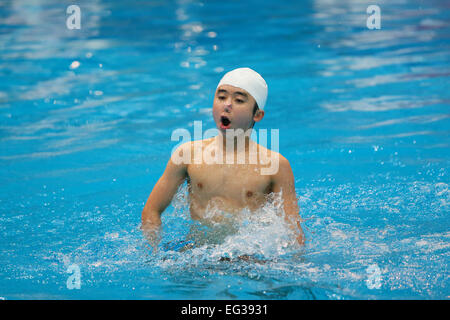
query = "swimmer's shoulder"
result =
(254, 142, 289, 162)
(169, 141, 192, 168)
(179, 137, 215, 149)
(170, 138, 215, 166)
(254, 142, 292, 175)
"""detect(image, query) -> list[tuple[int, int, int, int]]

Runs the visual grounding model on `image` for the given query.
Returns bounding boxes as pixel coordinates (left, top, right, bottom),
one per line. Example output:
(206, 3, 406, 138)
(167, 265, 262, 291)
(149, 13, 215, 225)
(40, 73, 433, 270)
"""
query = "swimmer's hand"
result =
(141, 221, 162, 253)
(293, 222, 305, 246)
(284, 214, 305, 246)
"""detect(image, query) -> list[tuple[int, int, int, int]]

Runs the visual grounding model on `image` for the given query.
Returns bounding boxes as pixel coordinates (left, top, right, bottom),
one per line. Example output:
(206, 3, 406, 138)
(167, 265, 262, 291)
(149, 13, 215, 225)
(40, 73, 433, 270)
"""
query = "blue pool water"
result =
(0, 0, 449, 299)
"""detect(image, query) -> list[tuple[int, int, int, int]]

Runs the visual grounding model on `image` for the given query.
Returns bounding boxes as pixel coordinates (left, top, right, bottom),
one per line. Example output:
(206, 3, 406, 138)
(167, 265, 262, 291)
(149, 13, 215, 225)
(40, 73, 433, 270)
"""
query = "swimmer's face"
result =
(213, 84, 264, 134)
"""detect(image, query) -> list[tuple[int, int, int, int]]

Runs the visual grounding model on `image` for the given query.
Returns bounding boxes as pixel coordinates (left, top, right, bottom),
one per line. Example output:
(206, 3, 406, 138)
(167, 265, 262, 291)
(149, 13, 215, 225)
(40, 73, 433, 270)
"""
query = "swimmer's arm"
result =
(141, 145, 189, 247)
(271, 155, 305, 245)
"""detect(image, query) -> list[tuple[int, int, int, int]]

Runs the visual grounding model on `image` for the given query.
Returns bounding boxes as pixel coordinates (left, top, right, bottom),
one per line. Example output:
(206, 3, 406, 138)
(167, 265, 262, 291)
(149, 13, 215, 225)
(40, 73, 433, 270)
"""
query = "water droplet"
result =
(70, 61, 80, 69)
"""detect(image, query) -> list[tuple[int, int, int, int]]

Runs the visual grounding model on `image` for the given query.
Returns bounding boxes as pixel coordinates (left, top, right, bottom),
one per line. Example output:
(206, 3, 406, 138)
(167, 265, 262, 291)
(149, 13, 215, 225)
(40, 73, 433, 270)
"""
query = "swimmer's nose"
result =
(224, 103, 232, 112)
(223, 96, 232, 110)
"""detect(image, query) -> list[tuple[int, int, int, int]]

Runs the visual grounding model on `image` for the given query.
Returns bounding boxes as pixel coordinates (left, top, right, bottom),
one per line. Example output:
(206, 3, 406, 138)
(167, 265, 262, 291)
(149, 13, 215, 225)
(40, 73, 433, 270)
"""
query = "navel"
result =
(246, 190, 253, 198)
(197, 182, 203, 189)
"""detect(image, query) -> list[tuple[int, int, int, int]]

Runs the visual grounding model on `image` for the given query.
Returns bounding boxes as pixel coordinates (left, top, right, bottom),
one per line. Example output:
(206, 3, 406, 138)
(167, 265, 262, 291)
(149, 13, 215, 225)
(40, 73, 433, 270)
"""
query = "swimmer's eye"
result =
(235, 99, 244, 103)
(218, 96, 226, 100)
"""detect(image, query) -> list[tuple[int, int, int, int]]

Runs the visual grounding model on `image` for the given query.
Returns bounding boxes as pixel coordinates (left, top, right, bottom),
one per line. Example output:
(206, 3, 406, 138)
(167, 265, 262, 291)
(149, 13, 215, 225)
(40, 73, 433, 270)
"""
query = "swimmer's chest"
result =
(187, 163, 272, 196)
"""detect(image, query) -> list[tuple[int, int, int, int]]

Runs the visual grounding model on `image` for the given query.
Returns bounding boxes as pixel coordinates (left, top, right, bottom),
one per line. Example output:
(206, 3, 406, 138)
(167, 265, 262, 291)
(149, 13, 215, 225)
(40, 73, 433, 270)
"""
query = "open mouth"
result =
(220, 116, 231, 128)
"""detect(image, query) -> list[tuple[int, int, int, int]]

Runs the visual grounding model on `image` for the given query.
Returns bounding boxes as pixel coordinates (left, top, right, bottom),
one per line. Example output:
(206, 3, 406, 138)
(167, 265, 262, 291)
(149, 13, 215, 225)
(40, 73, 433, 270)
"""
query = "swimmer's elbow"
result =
(141, 206, 162, 228)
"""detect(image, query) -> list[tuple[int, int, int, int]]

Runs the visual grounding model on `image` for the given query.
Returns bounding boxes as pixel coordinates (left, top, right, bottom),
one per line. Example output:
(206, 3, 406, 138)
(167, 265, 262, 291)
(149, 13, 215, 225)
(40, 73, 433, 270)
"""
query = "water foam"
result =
(155, 184, 302, 268)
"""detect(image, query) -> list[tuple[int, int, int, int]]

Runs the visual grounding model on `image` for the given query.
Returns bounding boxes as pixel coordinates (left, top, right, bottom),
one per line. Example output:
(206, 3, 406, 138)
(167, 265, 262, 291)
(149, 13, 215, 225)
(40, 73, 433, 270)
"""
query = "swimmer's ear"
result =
(253, 109, 264, 123)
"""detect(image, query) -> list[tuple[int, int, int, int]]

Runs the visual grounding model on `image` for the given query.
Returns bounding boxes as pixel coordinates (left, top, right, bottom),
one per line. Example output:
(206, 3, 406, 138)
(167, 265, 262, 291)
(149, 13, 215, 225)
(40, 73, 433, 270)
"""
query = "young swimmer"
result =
(141, 67, 305, 251)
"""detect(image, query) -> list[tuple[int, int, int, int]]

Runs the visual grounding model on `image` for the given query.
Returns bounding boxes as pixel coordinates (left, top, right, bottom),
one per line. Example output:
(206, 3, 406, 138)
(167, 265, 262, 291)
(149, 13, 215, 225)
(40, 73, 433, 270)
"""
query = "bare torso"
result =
(142, 133, 305, 248)
(184, 137, 276, 222)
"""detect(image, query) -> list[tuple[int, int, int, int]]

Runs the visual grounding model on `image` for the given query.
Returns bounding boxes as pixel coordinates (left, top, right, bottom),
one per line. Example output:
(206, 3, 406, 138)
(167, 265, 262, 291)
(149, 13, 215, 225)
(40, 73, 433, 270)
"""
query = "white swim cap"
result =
(217, 67, 268, 110)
